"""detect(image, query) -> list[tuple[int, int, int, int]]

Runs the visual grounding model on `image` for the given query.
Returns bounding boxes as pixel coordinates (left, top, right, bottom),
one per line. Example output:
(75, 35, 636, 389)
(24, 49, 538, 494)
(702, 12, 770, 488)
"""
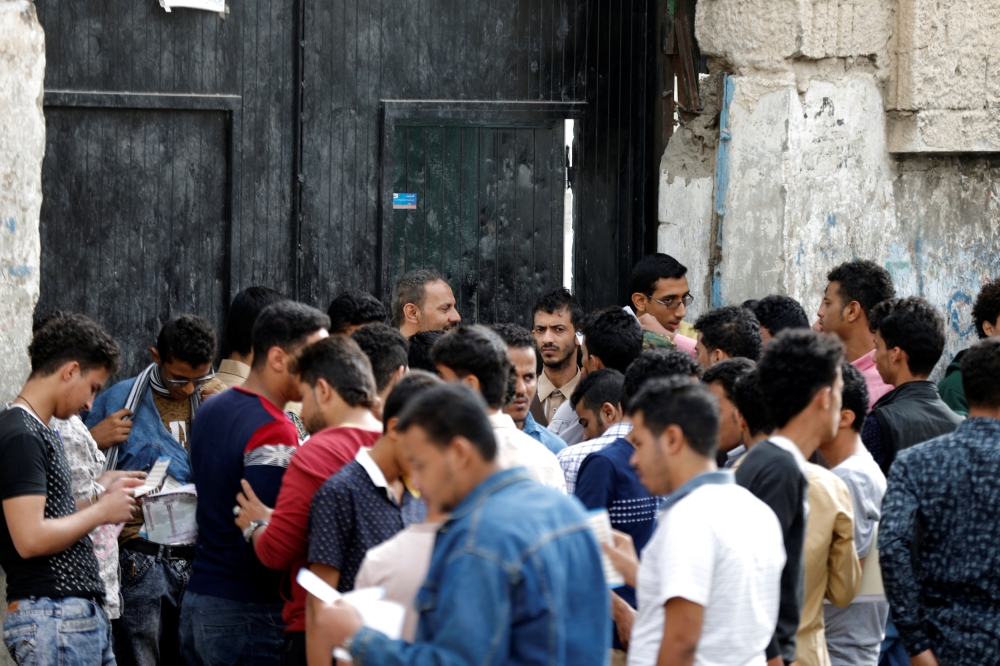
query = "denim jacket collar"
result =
(658, 469, 734, 514)
(446, 467, 533, 525)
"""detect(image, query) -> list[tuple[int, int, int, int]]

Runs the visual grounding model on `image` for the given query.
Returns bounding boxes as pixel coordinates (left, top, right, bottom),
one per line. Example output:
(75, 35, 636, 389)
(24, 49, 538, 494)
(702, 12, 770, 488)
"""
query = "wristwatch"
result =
(243, 519, 268, 543)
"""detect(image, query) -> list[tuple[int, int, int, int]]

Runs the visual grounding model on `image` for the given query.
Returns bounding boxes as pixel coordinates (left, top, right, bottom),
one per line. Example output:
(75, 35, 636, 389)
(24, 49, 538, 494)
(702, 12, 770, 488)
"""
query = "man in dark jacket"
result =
(862, 297, 962, 475)
(937, 279, 1000, 416)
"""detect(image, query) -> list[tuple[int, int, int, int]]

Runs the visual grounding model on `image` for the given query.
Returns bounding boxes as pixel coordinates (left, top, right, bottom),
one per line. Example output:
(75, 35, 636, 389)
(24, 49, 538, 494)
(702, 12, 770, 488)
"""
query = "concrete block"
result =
(0, 0, 45, 405)
(658, 175, 714, 319)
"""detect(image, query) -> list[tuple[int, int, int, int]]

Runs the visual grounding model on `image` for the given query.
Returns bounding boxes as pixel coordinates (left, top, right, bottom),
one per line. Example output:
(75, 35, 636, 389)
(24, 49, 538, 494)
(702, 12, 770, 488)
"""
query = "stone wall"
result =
(657, 0, 1000, 379)
(0, 0, 45, 405)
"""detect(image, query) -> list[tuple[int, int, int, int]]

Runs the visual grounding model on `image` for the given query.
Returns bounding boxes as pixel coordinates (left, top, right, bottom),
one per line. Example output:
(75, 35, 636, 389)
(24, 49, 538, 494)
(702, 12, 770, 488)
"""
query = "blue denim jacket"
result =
(350, 467, 610, 666)
(85, 377, 192, 483)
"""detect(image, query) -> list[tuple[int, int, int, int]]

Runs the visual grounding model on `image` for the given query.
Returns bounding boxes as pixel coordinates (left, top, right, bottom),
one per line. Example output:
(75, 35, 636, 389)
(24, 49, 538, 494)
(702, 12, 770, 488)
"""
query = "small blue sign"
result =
(393, 193, 418, 210)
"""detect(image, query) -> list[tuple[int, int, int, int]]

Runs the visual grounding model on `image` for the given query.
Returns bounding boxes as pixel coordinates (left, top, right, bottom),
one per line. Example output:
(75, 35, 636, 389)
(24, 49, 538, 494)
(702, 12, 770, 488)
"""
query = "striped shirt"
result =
(557, 421, 633, 495)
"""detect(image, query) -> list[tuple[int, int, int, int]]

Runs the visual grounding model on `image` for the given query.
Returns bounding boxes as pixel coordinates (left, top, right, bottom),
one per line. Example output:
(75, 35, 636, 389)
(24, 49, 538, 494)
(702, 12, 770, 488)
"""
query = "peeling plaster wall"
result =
(659, 0, 1000, 380)
(0, 0, 44, 405)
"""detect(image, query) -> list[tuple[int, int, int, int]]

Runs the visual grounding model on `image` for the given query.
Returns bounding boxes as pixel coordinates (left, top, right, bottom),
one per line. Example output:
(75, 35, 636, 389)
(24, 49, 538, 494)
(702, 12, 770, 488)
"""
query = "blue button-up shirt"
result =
(880, 417, 1000, 662)
(521, 412, 567, 455)
(350, 468, 610, 665)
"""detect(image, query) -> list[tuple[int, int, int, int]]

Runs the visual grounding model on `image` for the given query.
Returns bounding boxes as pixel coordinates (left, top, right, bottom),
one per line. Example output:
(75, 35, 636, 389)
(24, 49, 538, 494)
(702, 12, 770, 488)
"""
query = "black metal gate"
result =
(35, 0, 658, 375)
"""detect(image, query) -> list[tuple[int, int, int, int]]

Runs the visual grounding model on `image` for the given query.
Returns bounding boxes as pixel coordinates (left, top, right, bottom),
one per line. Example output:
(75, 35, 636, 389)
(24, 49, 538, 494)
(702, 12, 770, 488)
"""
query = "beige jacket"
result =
(796, 464, 862, 666)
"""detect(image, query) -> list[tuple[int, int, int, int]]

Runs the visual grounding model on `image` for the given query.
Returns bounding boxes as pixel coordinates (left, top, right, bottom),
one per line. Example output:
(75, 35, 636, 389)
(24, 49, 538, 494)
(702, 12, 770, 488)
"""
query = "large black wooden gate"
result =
(35, 0, 658, 375)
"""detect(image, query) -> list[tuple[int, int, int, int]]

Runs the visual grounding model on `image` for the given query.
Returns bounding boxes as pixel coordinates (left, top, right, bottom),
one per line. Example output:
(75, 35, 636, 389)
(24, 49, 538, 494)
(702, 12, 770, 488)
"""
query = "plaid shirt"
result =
(557, 421, 633, 495)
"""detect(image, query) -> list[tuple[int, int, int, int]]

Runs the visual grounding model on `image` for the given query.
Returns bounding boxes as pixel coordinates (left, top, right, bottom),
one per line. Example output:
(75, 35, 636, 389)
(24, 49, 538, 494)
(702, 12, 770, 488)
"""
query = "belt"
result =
(122, 538, 196, 561)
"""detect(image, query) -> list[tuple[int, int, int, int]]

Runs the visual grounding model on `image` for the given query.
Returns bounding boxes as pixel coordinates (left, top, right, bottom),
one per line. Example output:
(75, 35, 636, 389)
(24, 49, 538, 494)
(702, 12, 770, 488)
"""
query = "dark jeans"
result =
(3, 596, 114, 666)
(281, 631, 306, 666)
(113, 546, 191, 666)
(178, 590, 285, 666)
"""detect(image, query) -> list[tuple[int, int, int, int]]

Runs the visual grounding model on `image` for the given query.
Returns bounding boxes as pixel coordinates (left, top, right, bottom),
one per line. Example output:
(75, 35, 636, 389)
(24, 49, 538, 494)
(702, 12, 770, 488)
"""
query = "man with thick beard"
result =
(530, 288, 584, 436)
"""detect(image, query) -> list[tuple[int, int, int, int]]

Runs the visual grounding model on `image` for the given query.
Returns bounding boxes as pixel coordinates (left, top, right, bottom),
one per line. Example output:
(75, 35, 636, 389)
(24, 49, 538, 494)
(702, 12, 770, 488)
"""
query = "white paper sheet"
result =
(159, 0, 224, 13)
(134, 456, 171, 497)
(587, 509, 625, 587)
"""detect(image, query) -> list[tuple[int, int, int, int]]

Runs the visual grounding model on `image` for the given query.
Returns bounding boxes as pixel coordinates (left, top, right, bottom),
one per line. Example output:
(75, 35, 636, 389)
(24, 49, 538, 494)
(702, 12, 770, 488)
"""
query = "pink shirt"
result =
(852, 349, 893, 410)
(674, 333, 698, 357)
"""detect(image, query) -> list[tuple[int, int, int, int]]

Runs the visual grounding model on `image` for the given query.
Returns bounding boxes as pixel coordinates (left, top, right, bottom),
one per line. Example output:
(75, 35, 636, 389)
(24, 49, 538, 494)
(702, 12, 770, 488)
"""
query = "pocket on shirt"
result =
(3, 621, 37, 666)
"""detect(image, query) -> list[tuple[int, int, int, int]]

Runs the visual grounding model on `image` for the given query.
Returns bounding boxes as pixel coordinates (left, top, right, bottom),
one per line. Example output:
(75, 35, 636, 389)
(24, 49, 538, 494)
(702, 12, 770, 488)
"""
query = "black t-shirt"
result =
(0, 406, 104, 603)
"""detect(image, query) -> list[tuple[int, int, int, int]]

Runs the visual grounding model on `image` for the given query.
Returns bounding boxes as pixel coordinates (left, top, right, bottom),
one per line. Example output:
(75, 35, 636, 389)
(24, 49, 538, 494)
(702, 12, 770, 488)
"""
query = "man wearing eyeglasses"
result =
(85, 314, 226, 666)
(629, 253, 699, 356)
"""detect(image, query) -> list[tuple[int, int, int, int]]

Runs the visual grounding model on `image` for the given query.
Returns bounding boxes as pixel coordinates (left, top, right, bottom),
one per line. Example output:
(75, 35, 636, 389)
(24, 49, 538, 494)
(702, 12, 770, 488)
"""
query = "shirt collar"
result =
(446, 467, 533, 525)
(521, 412, 541, 434)
(536, 368, 582, 402)
(726, 444, 746, 463)
(591, 421, 632, 444)
(218, 358, 251, 380)
(7, 403, 48, 428)
(768, 435, 809, 474)
(355, 447, 393, 501)
(659, 470, 734, 513)
(488, 412, 519, 431)
(852, 348, 876, 372)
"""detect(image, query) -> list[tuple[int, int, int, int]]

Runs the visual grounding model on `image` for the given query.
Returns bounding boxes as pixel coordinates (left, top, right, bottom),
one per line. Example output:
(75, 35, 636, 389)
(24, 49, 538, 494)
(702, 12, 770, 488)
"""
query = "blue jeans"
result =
(2, 597, 115, 666)
(113, 547, 191, 666)
(178, 590, 285, 666)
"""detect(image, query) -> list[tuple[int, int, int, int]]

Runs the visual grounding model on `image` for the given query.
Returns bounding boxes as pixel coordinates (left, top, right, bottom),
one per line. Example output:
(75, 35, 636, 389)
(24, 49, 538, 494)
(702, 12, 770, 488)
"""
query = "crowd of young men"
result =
(3, 254, 1000, 666)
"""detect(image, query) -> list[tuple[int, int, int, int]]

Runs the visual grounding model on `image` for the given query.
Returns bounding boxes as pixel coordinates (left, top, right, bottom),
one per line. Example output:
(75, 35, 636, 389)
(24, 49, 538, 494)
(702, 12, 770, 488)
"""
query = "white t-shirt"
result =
(628, 483, 786, 666)
(489, 413, 567, 493)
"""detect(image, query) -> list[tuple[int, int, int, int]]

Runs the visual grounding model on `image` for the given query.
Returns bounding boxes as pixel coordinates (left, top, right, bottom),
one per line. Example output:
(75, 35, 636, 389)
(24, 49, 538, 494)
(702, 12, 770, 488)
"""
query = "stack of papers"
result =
(587, 509, 625, 587)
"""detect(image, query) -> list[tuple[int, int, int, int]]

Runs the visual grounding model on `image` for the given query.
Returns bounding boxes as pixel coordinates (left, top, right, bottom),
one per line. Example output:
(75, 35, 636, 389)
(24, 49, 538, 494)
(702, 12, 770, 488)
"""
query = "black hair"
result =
(532, 288, 585, 330)
(582, 307, 643, 373)
(629, 253, 688, 297)
(407, 330, 446, 373)
(397, 382, 498, 461)
(293, 336, 377, 408)
(827, 260, 896, 318)
(702, 357, 756, 400)
(327, 290, 388, 334)
(972, 279, 1000, 340)
(431, 325, 510, 409)
(840, 361, 869, 433)
(869, 297, 945, 377)
(620, 348, 702, 409)
(391, 269, 444, 327)
(756, 329, 844, 428)
(382, 370, 443, 432)
(225, 286, 285, 358)
(626, 376, 719, 458)
(694, 306, 763, 361)
(350, 323, 410, 392)
(731, 369, 774, 437)
(745, 295, 810, 336)
(961, 338, 1000, 409)
(492, 323, 535, 350)
(28, 312, 121, 378)
(570, 368, 625, 413)
(156, 314, 217, 368)
(251, 301, 331, 369)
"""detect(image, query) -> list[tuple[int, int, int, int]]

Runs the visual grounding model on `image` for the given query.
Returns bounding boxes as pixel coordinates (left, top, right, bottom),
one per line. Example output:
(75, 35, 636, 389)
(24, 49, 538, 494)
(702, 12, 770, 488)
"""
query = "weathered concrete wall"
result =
(0, 0, 45, 405)
(888, 0, 1000, 152)
(659, 0, 1000, 380)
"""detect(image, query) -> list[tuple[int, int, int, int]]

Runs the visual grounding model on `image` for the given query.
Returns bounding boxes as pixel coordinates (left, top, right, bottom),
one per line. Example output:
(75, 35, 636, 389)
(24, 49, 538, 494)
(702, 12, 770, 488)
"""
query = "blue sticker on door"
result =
(393, 193, 418, 210)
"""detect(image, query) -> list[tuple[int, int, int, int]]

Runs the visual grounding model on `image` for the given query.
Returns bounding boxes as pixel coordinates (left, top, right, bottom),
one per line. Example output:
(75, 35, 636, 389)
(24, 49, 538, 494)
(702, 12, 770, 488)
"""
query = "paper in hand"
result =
(587, 509, 626, 587)
(134, 457, 171, 497)
(296, 568, 406, 663)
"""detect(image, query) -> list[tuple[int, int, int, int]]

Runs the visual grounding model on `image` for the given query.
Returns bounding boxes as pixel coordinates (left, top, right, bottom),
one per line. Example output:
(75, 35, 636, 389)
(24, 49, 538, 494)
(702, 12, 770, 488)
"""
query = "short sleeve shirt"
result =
(628, 483, 785, 666)
(0, 407, 104, 603)
(308, 458, 426, 592)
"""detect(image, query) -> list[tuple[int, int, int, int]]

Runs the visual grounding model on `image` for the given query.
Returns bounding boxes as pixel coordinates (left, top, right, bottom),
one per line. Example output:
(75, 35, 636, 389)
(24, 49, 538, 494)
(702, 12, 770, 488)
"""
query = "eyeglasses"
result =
(162, 367, 216, 389)
(649, 293, 694, 310)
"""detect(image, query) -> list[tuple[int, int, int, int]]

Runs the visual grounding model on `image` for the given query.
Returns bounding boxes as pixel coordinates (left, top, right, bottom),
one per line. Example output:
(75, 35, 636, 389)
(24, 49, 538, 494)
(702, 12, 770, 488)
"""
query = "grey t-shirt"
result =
(824, 449, 889, 666)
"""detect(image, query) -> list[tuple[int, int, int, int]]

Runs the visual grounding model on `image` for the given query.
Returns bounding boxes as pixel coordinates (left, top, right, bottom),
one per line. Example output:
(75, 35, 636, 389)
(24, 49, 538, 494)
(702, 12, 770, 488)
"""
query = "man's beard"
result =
(541, 346, 576, 370)
(305, 413, 329, 435)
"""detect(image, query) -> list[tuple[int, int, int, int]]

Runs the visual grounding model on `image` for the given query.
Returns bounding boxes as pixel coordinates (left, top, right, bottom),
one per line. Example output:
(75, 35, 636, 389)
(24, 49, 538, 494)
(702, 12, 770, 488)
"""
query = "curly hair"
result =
(626, 376, 719, 458)
(582, 307, 643, 373)
(407, 330, 446, 373)
(756, 329, 844, 428)
(491, 323, 535, 350)
(156, 314, 217, 368)
(29, 312, 121, 378)
(972, 279, 1000, 340)
(869, 297, 945, 377)
(745, 295, 809, 337)
(629, 253, 688, 296)
(827, 260, 895, 318)
(350, 323, 409, 392)
(620, 348, 702, 410)
(431, 325, 511, 409)
(702, 357, 756, 400)
(961, 338, 1000, 409)
(694, 306, 763, 361)
(328, 290, 388, 334)
(533, 288, 585, 330)
(731, 369, 774, 437)
(839, 361, 869, 432)
(293, 335, 376, 408)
